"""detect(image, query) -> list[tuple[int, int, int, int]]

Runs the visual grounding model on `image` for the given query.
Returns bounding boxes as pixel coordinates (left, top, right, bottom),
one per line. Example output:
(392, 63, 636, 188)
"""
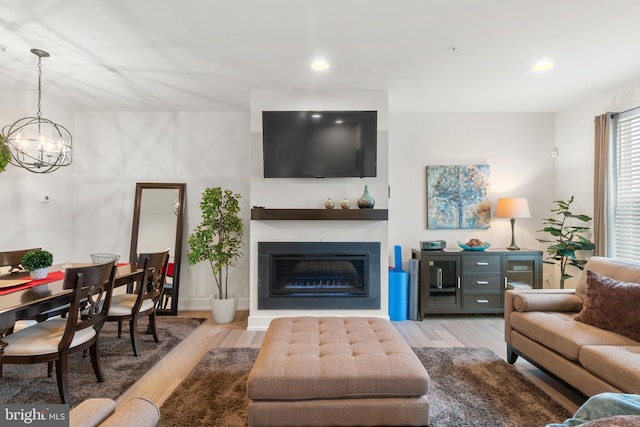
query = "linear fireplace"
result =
(258, 241, 380, 309)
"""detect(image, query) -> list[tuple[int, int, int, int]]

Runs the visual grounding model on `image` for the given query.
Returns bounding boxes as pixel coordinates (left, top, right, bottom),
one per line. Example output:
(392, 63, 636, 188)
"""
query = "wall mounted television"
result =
(262, 110, 377, 178)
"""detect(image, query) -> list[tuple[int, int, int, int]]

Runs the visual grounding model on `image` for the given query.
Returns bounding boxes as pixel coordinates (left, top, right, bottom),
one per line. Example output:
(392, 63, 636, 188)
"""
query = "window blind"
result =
(612, 110, 640, 262)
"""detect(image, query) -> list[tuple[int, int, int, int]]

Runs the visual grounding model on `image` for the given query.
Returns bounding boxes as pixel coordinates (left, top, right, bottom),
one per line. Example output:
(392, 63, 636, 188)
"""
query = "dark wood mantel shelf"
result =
(251, 208, 388, 221)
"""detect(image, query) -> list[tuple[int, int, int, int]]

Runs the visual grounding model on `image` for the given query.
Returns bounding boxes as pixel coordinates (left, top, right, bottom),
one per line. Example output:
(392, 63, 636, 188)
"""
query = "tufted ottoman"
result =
(247, 317, 429, 427)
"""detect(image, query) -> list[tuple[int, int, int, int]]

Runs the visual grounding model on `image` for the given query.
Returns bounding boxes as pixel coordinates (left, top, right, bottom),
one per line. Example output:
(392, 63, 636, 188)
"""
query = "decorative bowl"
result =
(90, 253, 121, 265)
(457, 241, 491, 251)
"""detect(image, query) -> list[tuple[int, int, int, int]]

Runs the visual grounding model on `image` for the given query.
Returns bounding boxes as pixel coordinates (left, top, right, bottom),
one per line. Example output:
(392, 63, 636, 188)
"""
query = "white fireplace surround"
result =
(247, 90, 390, 331)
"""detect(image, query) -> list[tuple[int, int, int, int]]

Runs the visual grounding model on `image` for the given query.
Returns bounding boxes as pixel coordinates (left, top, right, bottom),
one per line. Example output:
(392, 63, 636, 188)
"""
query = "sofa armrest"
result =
(99, 397, 160, 427)
(504, 289, 580, 345)
(70, 398, 116, 427)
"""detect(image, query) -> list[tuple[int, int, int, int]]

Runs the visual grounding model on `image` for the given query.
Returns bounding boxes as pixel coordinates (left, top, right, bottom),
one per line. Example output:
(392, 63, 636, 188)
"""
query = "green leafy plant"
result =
(536, 196, 595, 288)
(21, 249, 53, 271)
(187, 187, 244, 299)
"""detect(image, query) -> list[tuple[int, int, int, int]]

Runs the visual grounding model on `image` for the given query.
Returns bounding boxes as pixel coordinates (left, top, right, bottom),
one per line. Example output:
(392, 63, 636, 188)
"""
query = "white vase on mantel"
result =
(211, 295, 238, 324)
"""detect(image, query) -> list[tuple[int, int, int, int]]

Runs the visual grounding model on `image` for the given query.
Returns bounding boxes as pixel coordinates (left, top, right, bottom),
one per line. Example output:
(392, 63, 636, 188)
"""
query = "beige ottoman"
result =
(247, 317, 430, 427)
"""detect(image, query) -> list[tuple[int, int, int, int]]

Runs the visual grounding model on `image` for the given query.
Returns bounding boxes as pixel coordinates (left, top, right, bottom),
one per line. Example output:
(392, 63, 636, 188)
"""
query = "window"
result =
(610, 108, 640, 262)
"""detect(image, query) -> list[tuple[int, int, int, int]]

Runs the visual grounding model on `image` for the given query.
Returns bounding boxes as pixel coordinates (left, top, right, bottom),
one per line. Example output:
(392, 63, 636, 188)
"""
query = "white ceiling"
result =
(2, 0, 640, 113)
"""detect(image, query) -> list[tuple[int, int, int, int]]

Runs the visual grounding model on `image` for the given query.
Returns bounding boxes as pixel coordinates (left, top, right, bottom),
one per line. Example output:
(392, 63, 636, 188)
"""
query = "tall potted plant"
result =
(536, 196, 595, 288)
(188, 187, 244, 323)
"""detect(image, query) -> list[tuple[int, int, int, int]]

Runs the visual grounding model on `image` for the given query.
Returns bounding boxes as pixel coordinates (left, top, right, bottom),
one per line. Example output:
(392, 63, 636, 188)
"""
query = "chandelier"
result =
(1, 49, 72, 173)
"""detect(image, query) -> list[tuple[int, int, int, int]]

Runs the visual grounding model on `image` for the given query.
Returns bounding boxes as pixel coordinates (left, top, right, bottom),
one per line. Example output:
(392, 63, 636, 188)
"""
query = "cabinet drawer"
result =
(463, 272, 501, 291)
(463, 255, 500, 272)
(463, 293, 501, 310)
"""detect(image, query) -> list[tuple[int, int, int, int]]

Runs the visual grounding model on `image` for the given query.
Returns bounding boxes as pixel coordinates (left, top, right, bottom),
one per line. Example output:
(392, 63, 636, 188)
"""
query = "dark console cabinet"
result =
(411, 249, 542, 317)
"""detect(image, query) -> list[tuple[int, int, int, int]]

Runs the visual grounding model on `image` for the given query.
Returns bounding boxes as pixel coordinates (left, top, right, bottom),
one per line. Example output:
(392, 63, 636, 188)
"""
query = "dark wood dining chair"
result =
(107, 250, 169, 356)
(0, 262, 116, 404)
(0, 248, 41, 272)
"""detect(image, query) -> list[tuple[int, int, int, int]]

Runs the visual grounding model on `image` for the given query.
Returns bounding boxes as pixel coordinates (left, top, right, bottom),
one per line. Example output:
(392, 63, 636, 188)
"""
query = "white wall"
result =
(555, 77, 640, 213)
(0, 92, 76, 264)
(1, 110, 251, 310)
(388, 113, 556, 277)
(4, 74, 640, 308)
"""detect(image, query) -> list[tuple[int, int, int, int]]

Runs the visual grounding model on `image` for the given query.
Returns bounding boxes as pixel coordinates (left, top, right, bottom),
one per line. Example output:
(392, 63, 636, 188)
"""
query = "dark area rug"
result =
(0, 316, 204, 405)
(159, 346, 572, 427)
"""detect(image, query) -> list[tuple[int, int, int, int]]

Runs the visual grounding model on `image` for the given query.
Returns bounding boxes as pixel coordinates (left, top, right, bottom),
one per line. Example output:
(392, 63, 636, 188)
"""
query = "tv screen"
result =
(262, 110, 377, 178)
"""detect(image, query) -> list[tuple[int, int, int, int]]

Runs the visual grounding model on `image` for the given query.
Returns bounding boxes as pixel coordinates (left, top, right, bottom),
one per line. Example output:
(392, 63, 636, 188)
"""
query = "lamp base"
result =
(507, 218, 521, 251)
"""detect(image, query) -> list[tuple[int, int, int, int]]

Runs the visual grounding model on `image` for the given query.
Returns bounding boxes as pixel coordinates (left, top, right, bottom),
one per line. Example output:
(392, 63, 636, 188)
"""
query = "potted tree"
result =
(21, 249, 53, 280)
(188, 187, 244, 323)
(537, 196, 595, 288)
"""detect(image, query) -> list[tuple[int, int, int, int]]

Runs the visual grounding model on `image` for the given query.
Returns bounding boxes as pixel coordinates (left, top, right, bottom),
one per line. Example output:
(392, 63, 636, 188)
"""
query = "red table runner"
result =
(0, 271, 65, 296)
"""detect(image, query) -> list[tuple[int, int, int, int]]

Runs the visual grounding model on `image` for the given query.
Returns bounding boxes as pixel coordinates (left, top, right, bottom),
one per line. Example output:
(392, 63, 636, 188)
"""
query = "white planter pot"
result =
(30, 267, 48, 280)
(211, 296, 238, 324)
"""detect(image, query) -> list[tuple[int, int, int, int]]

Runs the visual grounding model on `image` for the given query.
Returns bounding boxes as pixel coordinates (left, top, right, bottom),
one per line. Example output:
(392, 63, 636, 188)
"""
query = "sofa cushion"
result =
(575, 257, 640, 301)
(510, 311, 637, 361)
(576, 270, 640, 341)
(513, 293, 582, 312)
(580, 346, 640, 394)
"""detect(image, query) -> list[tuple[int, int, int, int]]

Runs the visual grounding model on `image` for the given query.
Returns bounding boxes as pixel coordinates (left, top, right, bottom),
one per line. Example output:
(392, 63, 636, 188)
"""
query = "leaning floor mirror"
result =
(129, 182, 186, 315)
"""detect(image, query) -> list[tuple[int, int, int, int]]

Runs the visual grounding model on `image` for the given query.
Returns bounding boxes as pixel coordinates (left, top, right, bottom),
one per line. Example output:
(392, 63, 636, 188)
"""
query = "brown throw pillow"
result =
(575, 270, 640, 342)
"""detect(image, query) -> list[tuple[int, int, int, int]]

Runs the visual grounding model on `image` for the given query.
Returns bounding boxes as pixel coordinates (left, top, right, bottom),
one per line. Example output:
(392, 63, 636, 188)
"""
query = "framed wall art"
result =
(426, 164, 490, 229)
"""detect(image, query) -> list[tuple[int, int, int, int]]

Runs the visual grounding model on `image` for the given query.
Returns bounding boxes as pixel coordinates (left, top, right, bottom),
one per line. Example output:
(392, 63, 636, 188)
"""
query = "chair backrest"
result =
(135, 250, 170, 309)
(0, 248, 41, 271)
(60, 262, 117, 351)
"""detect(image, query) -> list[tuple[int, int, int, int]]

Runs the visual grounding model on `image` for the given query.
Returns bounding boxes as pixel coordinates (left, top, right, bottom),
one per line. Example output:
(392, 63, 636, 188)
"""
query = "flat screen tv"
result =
(262, 110, 377, 178)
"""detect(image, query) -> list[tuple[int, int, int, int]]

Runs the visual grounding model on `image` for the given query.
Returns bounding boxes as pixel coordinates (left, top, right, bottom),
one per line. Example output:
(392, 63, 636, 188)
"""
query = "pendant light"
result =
(1, 48, 72, 173)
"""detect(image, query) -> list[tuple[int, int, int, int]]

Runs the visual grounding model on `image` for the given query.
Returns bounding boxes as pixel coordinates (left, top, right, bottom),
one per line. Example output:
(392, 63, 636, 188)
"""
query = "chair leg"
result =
(89, 342, 105, 383)
(129, 317, 141, 357)
(148, 312, 159, 343)
(47, 361, 53, 378)
(117, 321, 122, 338)
(55, 356, 70, 404)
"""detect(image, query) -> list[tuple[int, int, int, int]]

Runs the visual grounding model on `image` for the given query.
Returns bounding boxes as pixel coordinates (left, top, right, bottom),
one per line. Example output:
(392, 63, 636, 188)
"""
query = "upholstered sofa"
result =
(70, 397, 160, 427)
(504, 256, 640, 397)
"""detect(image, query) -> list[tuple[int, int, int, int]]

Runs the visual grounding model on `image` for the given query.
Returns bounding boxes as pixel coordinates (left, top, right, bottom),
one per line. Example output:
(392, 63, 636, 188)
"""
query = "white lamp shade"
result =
(495, 198, 531, 219)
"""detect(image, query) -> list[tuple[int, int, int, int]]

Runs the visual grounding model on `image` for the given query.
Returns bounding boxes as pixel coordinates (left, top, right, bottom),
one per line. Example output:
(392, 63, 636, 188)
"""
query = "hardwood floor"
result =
(116, 311, 585, 415)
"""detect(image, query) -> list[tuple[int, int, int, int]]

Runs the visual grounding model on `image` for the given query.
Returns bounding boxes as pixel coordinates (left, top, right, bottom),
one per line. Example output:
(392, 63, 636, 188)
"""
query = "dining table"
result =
(0, 263, 144, 332)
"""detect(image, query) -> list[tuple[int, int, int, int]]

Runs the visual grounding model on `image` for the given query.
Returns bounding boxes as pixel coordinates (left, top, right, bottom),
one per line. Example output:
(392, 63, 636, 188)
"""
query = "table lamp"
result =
(495, 197, 531, 250)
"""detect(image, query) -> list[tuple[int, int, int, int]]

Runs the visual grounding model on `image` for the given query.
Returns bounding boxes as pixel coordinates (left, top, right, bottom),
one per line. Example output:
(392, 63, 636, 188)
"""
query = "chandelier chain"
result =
(37, 55, 43, 119)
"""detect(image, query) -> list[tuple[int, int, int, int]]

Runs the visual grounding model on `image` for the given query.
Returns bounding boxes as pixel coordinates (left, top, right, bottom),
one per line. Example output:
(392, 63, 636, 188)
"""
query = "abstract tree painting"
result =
(427, 165, 490, 229)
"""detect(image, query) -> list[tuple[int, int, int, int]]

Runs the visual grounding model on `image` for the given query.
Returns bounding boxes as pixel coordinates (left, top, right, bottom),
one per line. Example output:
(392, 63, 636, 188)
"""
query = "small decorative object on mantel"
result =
(324, 198, 335, 209)
(21, 249, 53, 280)
(341, 198, 351, 209)
(357, 185, 375, 209)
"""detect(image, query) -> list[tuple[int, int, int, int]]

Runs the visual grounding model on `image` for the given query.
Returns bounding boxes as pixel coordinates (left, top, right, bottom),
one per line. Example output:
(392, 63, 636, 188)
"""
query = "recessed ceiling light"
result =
(335, 120, 343, 124)
(311, 113, 322, 118)
(532, 60, 555, 71)
(311, 59, 330, 71)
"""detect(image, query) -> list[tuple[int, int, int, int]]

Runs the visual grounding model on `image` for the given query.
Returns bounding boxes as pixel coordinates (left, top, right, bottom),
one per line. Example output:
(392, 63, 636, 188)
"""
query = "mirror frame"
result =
(129, 182, 186, 315)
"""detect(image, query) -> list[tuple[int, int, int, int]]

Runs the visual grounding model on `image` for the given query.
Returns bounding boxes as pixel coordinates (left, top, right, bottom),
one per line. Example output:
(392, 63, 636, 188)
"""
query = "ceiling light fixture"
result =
(1, 49, 72, 173)
(532, 60, 555, 72)
(311, 59, 330, 71)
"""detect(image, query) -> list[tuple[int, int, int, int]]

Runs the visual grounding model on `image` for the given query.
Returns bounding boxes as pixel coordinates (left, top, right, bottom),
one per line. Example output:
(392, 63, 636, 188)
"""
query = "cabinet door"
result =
(420, 255, 461, 314)
(503, 254, 541, 290)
